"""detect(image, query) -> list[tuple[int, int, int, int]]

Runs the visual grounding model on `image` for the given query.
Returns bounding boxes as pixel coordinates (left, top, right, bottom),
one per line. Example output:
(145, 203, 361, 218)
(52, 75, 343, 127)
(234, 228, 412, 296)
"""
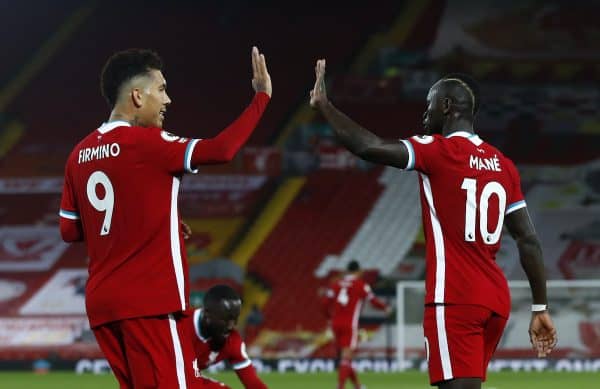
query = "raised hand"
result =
(529, 311, 557, 357)
(251, 46, 272, 97)
(310, 59, 328, 108)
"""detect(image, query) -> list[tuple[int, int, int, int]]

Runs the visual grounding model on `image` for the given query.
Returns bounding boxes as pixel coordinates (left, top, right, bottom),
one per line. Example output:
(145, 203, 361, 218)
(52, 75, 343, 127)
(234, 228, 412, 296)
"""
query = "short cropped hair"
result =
(203, 285, 241, 305)
(442, 73, 480, 115)
(100, 48, 163, 108)
(347, 260, 360, 272)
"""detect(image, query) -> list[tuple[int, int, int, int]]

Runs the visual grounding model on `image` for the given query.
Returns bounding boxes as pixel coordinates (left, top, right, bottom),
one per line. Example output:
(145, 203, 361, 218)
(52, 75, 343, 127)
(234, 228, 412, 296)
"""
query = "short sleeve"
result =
(59, 160, 80, 220)
(227, 332, 252, 370)
(505, 159, 527, 215)
(402, 135, 446, 174)
(139, 128, 202, 175)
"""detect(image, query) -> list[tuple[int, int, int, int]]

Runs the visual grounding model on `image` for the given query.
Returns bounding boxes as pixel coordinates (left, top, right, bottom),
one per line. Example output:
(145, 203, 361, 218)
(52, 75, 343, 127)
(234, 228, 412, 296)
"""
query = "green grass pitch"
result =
(1, 371, 598, 388)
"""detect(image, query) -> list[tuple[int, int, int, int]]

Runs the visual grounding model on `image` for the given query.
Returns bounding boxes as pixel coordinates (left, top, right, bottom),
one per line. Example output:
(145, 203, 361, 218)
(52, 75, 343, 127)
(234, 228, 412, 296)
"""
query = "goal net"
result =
(396, 280, 600, 372)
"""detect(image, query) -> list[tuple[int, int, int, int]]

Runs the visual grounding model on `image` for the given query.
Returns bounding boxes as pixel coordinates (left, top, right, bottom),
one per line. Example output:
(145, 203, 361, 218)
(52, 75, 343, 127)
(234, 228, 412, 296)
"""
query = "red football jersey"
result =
(60, 121, 200, 327)
(188, 308, 252, 372)
(326, 274, 387, 328)
(402, 131, 526, 318)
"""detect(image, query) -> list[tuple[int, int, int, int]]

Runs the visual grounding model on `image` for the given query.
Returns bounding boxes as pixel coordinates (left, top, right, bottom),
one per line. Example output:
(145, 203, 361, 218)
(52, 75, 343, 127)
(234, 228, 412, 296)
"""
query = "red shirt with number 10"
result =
(402, 131, 526, 318)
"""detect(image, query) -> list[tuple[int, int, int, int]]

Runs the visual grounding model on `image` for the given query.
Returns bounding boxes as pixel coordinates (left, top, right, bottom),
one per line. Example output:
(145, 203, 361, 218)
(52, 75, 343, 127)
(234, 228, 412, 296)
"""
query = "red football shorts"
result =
(93, 313, 201, 388)
(423, 304, 507, 385)
(332, 323, 358, 350)
(196, 374, 231, 389)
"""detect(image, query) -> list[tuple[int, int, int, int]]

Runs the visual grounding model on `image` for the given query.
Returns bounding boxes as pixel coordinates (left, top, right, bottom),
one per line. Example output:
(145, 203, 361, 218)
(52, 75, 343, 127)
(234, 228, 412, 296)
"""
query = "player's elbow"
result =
(60, 220, 83, 242)
(517, 234, 543, 263)
(209, 139, 239, 163)
(220, 145, 238, 162)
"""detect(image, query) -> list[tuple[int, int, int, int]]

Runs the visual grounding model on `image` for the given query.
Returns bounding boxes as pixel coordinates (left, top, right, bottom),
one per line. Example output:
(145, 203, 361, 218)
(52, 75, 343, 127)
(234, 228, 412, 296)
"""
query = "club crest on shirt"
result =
(412, 135, 434, 144)
(160, 130, 180, 142)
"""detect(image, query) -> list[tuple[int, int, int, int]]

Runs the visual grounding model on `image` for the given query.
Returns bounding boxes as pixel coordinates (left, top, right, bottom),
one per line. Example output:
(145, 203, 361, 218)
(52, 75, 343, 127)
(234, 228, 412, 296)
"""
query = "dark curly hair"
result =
(100, 49, 163, 108)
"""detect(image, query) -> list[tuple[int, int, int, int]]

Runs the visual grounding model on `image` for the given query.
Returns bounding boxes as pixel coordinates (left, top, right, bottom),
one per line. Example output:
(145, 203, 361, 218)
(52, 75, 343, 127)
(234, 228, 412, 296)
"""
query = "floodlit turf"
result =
(1, 371, 598, 389)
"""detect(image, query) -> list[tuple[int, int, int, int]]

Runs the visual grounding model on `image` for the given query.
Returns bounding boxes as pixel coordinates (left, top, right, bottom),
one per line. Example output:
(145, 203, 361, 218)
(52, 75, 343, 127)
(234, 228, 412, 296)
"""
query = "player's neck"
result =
(442, 117, 474, 137)
(108, 109, 135, 126)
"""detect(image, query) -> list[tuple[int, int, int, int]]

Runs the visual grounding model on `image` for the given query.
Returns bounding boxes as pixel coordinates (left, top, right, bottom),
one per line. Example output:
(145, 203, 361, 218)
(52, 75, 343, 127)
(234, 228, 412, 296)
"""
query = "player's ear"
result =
(443, 98, 452, 115)
(131, 87, 143, 108)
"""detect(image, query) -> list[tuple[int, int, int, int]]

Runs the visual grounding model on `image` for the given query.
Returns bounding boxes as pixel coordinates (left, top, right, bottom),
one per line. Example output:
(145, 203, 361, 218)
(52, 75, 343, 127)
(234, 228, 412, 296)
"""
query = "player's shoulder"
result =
(66, 131, 98, 165)
(227, 328, 244, 344)
(482, 142, 517, 169)
(224, 329, 245, 354)
(138, 127, 191, 145)
(408, 134, 444, 145)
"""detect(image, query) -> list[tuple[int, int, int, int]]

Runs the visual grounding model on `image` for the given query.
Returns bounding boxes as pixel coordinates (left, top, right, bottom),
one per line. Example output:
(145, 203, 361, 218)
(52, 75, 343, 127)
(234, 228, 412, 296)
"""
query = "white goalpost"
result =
(396, 280, 600, 372)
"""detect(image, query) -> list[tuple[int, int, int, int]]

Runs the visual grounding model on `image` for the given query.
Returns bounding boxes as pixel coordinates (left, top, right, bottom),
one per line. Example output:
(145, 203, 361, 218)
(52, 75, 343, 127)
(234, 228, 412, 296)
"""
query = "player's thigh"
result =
(122, 313, 198, 388)
(423, 305, 489, 385)
(197, 375, 232, 389)
(332, 324, 354, 350)
(482, 313, 507, 378)
(92, 322, 132, 389)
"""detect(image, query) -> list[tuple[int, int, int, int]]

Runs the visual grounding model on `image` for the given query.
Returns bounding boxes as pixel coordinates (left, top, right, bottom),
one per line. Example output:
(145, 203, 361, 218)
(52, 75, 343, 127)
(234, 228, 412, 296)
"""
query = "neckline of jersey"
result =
(446, 130, 475, 138)
(446, 130, 483, 146)
(97, 120, 132, 134)
(194, 308, 209, 341)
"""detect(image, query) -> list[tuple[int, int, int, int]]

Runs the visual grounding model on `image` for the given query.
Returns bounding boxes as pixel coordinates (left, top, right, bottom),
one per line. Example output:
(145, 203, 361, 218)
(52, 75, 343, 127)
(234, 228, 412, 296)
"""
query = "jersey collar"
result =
(446, 130, 483, 146)
(97, 120, 131, 134)
(194, 308, 209, 342)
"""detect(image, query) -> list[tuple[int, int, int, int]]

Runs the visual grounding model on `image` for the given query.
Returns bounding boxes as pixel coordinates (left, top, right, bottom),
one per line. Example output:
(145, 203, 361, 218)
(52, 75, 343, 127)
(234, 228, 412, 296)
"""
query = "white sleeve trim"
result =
(193, 309, 207, 341)
(506, 200, 527, 215)
(59, 209, 80, 220)
(232, 359, 252, 370)
(184, 139, 201, 173)
(400, 139, 415, 170)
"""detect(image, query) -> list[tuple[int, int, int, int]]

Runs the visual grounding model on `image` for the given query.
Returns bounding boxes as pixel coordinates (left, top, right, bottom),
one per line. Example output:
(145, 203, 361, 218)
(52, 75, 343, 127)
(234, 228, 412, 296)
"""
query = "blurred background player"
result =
(310, 60, 557, 389)
(185, 285, 268, 389)
(58, 47, 271, 388)
(321, 260, 390, 389)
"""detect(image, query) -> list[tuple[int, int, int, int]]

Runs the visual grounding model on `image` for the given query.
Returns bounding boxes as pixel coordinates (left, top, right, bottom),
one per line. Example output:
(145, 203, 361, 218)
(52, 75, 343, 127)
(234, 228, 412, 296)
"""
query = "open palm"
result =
(310, 59, 328, 108)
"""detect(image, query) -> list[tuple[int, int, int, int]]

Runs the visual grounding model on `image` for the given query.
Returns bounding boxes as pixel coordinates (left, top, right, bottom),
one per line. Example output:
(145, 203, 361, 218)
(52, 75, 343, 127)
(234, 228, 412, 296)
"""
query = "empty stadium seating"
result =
(248, 169, 384, 332)
(317, 167, 421, 276)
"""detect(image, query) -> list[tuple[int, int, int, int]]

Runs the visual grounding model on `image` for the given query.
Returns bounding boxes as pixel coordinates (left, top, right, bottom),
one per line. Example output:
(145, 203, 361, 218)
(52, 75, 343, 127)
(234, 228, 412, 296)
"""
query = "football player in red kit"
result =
(185, 285, 268, 389)
(322, 260, 390, 389)
(59, 47, 271, 388)
(310, 59, 557, 389)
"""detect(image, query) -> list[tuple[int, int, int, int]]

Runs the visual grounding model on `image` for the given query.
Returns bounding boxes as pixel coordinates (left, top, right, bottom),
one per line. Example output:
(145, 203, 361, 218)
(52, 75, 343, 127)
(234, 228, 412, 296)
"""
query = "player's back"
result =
(62, 121, 193, 326)
(404, 131, 526, 318)
(329, 275, 370, 327)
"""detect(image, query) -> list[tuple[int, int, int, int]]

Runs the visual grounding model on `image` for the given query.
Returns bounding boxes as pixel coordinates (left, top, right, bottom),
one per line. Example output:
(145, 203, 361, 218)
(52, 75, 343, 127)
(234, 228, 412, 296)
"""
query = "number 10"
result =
(461, 178, 506, 245)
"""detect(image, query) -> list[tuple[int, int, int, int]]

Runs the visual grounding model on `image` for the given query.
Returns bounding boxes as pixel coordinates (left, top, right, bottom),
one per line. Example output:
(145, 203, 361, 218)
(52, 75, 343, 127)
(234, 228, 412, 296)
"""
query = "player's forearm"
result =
(517, 234, 548, 305)
(318, 101, 382, 158)
(236, 366, 268, 389)
(191, 92, 270, 164)
(369, 296, 388, 311)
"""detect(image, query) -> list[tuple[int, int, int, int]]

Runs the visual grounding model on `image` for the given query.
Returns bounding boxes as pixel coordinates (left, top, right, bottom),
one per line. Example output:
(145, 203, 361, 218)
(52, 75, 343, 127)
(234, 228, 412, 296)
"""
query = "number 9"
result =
(86, 171, 114, 236)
